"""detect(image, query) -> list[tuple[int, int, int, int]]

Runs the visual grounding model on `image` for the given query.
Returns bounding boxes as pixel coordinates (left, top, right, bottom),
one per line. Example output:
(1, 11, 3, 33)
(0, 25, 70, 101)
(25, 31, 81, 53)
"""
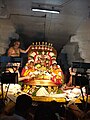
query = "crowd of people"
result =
(0, 94, 90, 120)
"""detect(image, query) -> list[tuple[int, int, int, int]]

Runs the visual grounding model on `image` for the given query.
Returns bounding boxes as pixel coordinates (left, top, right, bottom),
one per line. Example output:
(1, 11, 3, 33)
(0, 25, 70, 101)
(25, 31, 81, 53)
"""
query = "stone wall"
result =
(71, 18, 90, 63)
(61, 18, 90, 65)
(0, 19, 16, 55)
(61, 42, 83, 65)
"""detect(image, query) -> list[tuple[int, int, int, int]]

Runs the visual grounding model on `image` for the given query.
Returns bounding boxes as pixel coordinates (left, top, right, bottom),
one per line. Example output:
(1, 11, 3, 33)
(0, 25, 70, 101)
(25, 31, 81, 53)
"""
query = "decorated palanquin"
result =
(21, 42, 64, 87)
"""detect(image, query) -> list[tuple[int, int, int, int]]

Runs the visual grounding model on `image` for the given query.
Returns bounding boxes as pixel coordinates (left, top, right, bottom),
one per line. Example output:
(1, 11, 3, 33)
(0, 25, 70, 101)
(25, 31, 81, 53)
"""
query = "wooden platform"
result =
(24, 79, 57, 86)
(7, 92, 90, 104)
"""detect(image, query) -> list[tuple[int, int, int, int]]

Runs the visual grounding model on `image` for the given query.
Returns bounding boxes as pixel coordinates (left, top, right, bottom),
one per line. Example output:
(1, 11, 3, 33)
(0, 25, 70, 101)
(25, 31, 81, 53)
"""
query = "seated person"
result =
(67, 103, 90, 120)
(6, 62, 30, 82)
(63, 67, 80, 90)
(0, 94, 33, 120)
(65, 67, 74, 87)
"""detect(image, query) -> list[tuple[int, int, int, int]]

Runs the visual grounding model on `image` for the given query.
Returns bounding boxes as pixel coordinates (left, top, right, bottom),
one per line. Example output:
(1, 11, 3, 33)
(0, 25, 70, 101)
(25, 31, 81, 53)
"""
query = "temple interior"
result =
(0, 0, 90, 120)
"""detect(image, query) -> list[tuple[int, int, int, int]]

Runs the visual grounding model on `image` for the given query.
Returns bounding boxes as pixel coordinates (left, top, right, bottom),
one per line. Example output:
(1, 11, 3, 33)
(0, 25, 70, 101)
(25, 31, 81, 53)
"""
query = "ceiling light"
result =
(32, 8, 60, 14)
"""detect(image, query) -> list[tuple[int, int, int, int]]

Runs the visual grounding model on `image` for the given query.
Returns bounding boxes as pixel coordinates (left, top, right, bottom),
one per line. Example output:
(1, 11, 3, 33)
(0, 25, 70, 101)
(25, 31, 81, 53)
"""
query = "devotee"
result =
(63, 67, 80, 90)
(7, 39, 31, 57)
(6, 62, 30, 82)
(66, 67, 75, 86)
(0, 100, 5, 118)
(34, 102, 59, 120)
(14, 94, 33, 119)
(67, 102, 90, 120)
(0, 94, 33, 120)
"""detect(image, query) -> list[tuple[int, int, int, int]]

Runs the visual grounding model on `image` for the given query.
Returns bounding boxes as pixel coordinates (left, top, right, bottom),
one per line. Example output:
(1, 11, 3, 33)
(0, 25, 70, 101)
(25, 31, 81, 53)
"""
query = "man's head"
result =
(15, 94, 32, 118)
